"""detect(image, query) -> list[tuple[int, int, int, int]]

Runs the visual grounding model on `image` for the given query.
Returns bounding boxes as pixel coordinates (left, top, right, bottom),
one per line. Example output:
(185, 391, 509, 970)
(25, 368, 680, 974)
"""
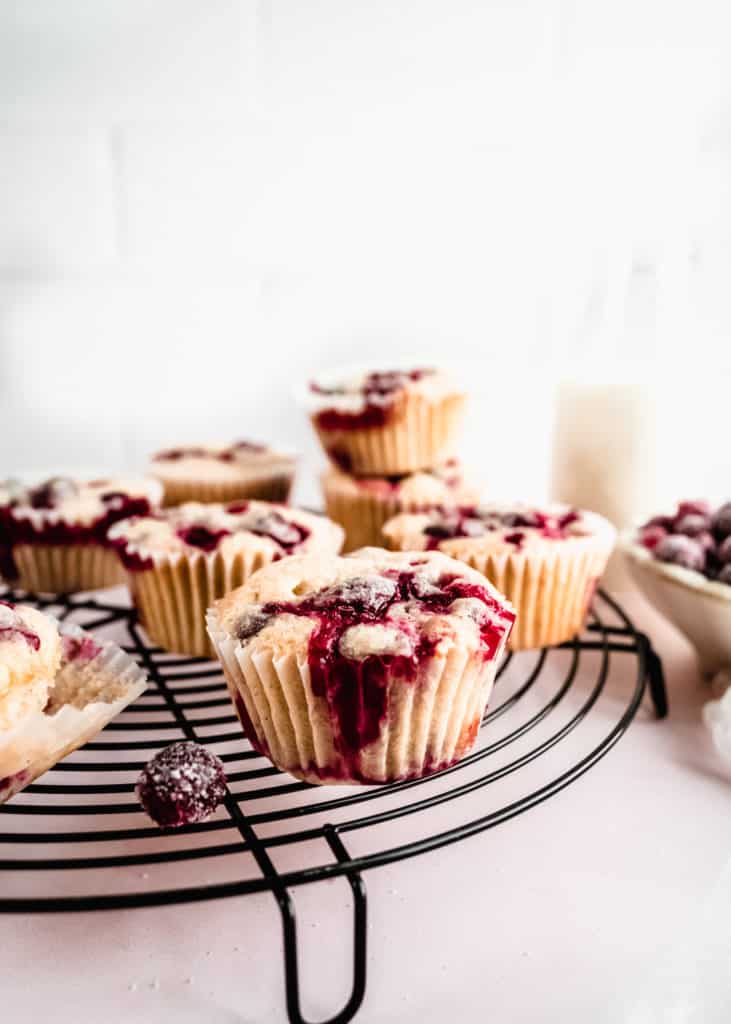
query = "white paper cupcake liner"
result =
(312, 392, 466, 476)
(129, 547, 276, 657)
(11, 543, 125, 593)
(207, 607, 504, 785)
(457, 543, 613, 650)
(158, 474, 294, 508)
(0, 621, 148, 804)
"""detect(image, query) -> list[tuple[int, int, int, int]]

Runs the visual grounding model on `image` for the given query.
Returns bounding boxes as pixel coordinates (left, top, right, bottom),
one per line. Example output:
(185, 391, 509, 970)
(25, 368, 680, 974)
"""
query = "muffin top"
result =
(0, 601, 62, 730)
(150, 441, 295, 483)
(108, 500, 344, 569)
(382, 503, 615, 558)
(630, 499, 731, 589)
(307, 366, 463, 431)
(324, 458, 480, 505)
(0, 476, 162, 528)
(211, 547, 515, 665)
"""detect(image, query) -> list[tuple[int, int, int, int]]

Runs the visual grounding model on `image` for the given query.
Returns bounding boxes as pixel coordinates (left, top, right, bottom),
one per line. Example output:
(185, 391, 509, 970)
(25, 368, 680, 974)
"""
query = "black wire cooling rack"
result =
(0, 586, 666, 1024)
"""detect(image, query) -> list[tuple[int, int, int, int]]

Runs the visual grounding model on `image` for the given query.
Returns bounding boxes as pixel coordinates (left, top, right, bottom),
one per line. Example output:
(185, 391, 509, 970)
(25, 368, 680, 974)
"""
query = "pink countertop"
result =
(3, 591, 731, 1024)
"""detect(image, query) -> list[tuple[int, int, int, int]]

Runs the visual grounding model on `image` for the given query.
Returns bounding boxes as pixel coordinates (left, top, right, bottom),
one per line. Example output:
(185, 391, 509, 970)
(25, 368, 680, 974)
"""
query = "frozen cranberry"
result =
(654, 535, 705, 572)
(136, 741, 227, 828)
(712, 502, 731, 538)
(677, 500, 712, 519)
(638, 525, 667, 550)
(674, 513, 711, 537)
(717, 536, 731, 564)
(696, 531, 716, 552)
(717, 564, 731, 586)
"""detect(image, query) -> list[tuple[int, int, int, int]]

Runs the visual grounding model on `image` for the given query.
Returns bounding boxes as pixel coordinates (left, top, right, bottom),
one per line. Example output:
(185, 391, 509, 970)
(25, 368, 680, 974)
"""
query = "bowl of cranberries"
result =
(622, 500, 731, 675)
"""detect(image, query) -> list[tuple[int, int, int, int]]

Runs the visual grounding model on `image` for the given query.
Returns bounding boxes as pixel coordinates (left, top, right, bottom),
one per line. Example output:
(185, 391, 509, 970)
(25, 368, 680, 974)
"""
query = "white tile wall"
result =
(0, 1, 730, 503)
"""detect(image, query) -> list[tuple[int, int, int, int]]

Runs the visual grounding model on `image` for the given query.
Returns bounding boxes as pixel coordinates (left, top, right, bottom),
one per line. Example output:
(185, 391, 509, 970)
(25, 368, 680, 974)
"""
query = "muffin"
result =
(0, 601, 61, 732)
(109, 500, 344, 656)
(383, 504, 615, 650)
(0, 476, 162, 593)
(206, 548, 515, 784)
(150, 440, 296, 507)
(322, 459, 482, 552)
(0, 603, 147, 803)
(306, 367, 467, 475)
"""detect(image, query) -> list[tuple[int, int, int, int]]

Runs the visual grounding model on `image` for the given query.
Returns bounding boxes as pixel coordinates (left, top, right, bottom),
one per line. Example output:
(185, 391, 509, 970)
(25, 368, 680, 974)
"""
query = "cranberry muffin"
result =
(109, 501, 344, 656)
(150, 440, 296, 507)
(322, 459, 482, 552)
(306, 367, 467, 476)
(0, 601, 61, 732)
(207, 548, 515, 785)
(0, 605, 147, 803)
(0, 476, 162, 593)
(383, 504, 615, 650)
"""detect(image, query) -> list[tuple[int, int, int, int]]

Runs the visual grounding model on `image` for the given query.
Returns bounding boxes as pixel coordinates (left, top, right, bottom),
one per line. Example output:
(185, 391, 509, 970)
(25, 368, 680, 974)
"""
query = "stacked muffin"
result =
(306, 367, 479, 550)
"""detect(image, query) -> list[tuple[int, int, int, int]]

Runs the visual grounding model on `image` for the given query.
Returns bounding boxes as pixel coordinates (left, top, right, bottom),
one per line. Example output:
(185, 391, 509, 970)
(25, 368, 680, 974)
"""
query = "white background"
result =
(1, 0, 730, 506)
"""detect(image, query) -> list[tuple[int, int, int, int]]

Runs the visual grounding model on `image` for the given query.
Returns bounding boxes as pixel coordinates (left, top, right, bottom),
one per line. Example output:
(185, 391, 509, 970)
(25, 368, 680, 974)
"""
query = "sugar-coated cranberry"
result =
(717, 536, 731, 564)
(136, 741, 227, 828)
(696, 531, 716, 552)
(712, 502, 731, 538)
(717, 564, 731, 586)
(638, 525, 667, 550)
(674, 513, 711, 537)
(677, 500, 712, 519)
(654, 535, 705, 572)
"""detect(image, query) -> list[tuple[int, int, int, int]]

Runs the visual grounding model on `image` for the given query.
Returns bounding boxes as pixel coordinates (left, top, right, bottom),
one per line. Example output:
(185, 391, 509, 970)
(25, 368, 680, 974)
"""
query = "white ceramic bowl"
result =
(621, 532, 731, 676)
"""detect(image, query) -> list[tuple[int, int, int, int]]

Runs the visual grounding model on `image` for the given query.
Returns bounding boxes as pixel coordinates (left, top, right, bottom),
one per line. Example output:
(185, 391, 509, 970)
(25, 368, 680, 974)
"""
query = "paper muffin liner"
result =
(453, 542, 613, 650)
(157, 473, 294, 508)
(207, 608, 503, 785)
(11, 543, 125, 593)
(128, 547, 278, 657)
(0, 622, 148, 804)
(322, 474, 479, 552)
(312, 392, 466, 476)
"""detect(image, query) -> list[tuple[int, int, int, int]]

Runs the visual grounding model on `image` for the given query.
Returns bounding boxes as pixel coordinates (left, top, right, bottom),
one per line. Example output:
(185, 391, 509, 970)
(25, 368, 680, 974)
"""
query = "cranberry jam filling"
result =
(61, 634, 103, 663)
(113, 505, 311, 571)
(422, 507, 581, 549)
(0, 478, 155, 580)
(232, 570, 514, 778)
(0, 602, 41, 651)
(311, 368, 434, 431)
(637, 499, 731, 585)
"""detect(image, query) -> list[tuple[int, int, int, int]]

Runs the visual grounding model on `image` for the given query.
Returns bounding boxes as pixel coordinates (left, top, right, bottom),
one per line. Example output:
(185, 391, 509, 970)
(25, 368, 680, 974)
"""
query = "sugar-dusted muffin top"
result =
(383, 503, 616, 558)
(0, 476, 162, 529)
(108, 500, 344, 569)
(325, 458, 480, 505)
(150, 440, 295, 483)
(211, 547, 515, 666)
(0, 601, 62, 730)
(307, 367, 463, 431)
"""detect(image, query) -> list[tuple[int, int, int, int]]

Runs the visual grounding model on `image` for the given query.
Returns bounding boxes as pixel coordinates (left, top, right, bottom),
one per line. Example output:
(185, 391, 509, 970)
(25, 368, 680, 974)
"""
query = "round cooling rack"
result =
(0, 586, 667, 1024)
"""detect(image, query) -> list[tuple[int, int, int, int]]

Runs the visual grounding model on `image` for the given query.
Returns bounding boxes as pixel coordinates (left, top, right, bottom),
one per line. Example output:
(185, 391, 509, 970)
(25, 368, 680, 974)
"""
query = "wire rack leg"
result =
(278, 826, 367, 1024)
(640, 636, 668, 719)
